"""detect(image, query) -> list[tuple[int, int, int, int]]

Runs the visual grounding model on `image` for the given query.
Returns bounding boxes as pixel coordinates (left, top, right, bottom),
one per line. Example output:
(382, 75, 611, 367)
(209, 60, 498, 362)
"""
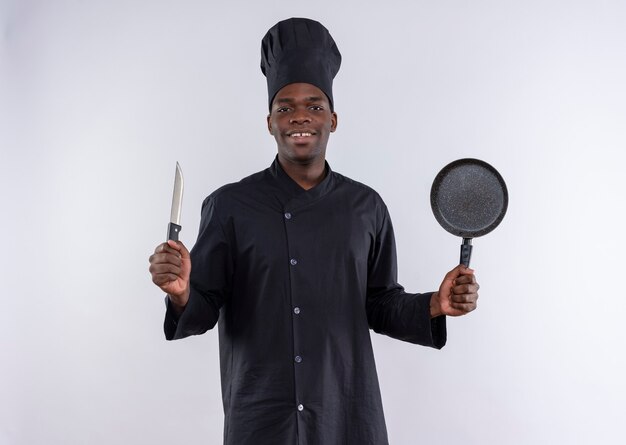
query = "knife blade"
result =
(167, 162, 184, 241)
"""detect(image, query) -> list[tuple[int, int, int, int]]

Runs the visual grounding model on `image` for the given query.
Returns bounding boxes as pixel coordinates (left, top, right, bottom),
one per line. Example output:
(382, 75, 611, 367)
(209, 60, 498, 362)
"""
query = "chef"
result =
(148, 17, 479, 445)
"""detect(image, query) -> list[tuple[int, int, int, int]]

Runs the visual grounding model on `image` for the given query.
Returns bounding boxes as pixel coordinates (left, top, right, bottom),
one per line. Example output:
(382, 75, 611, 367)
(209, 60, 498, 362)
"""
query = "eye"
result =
(276, 107, 291, 113)
(309, 105, 324, 111)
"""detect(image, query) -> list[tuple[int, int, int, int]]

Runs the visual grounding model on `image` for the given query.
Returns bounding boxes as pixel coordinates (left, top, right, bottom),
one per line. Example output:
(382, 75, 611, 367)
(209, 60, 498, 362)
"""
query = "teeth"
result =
(291, 132, 312, 137)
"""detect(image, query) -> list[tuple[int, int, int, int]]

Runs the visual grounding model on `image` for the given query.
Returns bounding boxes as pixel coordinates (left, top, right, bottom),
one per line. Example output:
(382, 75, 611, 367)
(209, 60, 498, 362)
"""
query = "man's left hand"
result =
(430, 265, 479, 318)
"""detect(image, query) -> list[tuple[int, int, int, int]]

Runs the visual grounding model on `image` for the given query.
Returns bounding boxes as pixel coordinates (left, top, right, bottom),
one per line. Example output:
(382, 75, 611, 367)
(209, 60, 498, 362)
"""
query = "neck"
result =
(277, 155, 327, 190)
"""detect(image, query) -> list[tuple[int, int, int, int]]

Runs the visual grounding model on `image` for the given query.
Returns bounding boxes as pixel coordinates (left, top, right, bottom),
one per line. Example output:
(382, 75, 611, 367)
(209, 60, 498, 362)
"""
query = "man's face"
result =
(267, 83, 338, 166)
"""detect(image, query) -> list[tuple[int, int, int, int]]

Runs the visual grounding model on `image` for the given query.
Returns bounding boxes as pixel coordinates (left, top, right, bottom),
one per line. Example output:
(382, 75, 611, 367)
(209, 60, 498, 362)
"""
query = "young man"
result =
(149, 18, 479, 445)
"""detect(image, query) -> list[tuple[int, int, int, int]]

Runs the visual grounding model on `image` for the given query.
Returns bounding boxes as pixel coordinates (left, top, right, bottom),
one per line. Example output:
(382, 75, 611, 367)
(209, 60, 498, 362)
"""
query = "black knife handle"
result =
(460, 238, 473, 267)
(167, 223, 182, 241)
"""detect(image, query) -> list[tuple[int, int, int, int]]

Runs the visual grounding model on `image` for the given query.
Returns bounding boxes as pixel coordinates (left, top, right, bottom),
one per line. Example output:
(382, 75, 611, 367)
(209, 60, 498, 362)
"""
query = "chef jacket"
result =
(164, 157, 447, 445)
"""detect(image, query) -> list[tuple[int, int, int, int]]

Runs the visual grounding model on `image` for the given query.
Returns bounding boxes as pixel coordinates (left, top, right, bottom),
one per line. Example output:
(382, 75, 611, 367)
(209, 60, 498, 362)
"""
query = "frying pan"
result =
(430, 158, 508, 267)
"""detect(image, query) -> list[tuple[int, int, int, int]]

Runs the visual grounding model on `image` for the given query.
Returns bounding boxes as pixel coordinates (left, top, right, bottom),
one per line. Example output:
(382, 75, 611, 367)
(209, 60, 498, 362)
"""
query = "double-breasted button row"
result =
(285, 209, 305, 415)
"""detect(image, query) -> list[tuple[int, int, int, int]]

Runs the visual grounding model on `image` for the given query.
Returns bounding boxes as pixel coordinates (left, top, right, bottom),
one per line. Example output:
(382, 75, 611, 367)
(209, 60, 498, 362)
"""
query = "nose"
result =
(289, 109, 312, 125)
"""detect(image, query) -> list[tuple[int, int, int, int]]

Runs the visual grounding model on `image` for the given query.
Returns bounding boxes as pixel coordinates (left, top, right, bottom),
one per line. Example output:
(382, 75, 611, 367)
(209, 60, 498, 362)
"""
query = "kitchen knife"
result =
(167, 162, 184, 241)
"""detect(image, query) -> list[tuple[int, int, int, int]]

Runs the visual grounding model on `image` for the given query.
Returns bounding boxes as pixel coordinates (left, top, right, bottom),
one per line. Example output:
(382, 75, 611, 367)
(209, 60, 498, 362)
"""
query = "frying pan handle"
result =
(460, 238, 473, 267)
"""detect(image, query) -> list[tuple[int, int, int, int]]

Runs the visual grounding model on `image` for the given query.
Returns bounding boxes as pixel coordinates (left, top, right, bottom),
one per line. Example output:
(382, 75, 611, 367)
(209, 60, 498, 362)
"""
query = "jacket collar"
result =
(268, 155, 336, 206)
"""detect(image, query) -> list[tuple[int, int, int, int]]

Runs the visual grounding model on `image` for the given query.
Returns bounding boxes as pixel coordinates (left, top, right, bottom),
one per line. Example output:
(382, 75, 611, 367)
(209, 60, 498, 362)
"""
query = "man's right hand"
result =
(149, 240, 191, 310)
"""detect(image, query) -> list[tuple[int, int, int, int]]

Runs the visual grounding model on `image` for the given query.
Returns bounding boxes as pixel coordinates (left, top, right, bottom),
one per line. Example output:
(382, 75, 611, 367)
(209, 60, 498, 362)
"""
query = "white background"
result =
(1, 1, 625, 444)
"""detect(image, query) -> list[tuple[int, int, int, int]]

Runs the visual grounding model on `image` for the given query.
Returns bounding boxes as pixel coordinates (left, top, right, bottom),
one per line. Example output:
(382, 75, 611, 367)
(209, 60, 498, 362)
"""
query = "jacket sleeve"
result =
(365, 204, 446, 349)
(164, 195, 234, 340)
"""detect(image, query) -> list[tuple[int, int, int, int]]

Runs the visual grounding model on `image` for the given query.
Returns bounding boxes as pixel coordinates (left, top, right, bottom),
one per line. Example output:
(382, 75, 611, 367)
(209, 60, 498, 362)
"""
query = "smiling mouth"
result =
(288, 131, 316, 138)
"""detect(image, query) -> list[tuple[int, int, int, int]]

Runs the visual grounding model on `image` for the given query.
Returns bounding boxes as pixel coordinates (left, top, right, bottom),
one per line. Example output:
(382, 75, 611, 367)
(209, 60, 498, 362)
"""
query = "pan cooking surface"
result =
(431, 159, 508, 238)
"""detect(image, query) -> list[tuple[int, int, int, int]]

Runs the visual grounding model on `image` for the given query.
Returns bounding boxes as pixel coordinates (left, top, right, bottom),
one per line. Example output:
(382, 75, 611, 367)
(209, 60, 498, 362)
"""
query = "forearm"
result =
(167, 285, 190, 317)
(367, 289, 446, 348)
(167, 295, 187, 317)
(429, 292, 443, 318)
(164, 285, 222, 340)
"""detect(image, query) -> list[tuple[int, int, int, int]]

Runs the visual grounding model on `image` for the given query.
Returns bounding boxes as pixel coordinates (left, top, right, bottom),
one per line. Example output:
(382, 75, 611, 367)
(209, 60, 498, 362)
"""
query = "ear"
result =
(267, 114, 273, 135)
(330, 111, 338, 133)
